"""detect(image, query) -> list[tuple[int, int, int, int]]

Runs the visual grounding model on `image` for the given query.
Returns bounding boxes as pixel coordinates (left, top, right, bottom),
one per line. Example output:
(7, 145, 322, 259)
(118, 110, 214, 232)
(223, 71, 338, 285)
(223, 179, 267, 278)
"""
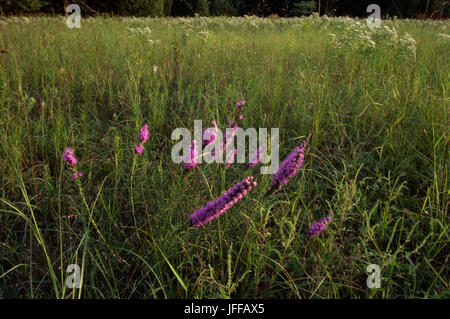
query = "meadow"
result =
(0, 15, 448, 298)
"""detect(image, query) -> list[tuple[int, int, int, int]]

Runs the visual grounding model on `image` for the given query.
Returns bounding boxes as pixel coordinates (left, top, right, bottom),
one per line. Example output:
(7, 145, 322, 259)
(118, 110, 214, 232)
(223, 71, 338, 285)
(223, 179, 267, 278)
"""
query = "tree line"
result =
(0, 0, 448, 18)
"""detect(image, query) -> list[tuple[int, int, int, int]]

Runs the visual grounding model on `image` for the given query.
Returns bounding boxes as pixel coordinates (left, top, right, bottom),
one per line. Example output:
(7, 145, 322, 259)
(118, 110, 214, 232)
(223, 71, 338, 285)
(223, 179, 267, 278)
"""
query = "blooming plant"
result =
(134, 124, 149, 155)
(268, 134, 310, 191)
(309, 212, 334, 238)
(131, 124, 150, 237)
(236, 99, 246, 109)
(189, 176, 257, 226)
(185, 139, 199, 169)
(63, 147, 82, 179)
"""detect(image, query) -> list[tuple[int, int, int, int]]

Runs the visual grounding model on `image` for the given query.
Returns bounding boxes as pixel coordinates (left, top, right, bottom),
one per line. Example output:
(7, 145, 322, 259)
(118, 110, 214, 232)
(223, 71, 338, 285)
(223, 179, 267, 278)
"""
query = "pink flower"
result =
(134, 145, 144, 155)
(138, 124, 149, 143)
(72, 172, 83, 180)
(223, 125, 238, 153)
(239, 114, 244, 120)
(268, 134, 310, 191)
(134, 124, 149, 155)
(215, 125, 239, 167)
(309, 212, 334, 238)
(63, 148, 82, 180)
(185, 140, 199, 170)
(225, 149, 237, 169)
(236, 100, 246, 109)
(202, 127, 217, 146)
(248, 146, 264, 167)
(189, 176, 257, 226)
(63, 147, 77, 166)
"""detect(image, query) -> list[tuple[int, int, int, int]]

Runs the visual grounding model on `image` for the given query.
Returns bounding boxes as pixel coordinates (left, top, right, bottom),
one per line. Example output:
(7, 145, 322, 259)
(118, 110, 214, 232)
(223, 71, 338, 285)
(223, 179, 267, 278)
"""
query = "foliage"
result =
(0, 0, 448, 18)
(0, 16, 448, 298)
(196, 0, 210, 16)
(115, 0, 165, 17)
(291, 1, 317, 16)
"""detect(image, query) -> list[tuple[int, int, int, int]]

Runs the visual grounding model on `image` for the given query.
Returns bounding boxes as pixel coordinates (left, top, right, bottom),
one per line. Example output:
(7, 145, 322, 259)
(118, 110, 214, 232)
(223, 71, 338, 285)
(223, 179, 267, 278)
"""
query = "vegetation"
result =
(0, 15, 448, 298)
(0, 0, 449, 18)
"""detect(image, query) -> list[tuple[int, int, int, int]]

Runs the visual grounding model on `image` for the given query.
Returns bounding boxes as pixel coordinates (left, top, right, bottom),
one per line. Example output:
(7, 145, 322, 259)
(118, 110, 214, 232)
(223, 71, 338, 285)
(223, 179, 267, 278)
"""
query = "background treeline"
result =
(0, 0, 448, 18)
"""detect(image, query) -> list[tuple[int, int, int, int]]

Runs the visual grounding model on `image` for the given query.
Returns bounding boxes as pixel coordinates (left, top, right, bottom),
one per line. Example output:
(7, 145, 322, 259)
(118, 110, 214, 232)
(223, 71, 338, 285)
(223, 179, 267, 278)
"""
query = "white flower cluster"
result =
(127, 26, 160, 45)
(437, 33, 450, 42)
(328, 20, 418, 58)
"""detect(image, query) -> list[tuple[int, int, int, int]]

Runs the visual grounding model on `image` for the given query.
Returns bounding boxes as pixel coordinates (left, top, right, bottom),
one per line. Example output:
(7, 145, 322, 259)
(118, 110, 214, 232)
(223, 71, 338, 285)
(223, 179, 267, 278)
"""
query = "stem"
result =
(130, 154, 140, 239)
(74, 173, 127, 265)
(75, 177, 105, 243)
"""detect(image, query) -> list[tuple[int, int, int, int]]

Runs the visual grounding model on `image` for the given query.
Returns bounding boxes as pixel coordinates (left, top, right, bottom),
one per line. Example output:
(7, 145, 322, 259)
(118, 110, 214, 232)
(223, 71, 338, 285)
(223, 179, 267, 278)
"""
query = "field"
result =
(0, 15, 448, 298)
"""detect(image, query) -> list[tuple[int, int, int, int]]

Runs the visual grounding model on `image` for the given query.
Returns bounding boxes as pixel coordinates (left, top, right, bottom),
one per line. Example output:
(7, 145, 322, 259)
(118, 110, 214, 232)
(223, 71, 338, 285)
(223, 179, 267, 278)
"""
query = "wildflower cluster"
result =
(309, 212, 334, 238)
(62, 104, 331, 239)
(134, 124, 149, 155)
(189, 176, 256, 227)
(63, 147, 82, 180)
(268, 134, 310, 191)
(329, 21, 417, 58)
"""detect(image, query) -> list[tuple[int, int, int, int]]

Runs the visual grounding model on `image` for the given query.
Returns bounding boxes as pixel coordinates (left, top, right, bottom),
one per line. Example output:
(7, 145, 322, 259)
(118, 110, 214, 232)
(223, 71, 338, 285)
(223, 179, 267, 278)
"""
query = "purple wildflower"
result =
(134, 145, 144, 155)
(189, 176, 257, 226)
(223, 125, 238, 153)
(239, 114, 244, 120)
(309, 212, 334, 238)
(64, 148, 82, 180)
(222, 125, 238, 167)
(202, 127, 217, 147)
(63, 147, 77, 166)
(236, 100, 246, 109)
(134, 124, 149, 154)
(72, 172, 83, 180)
(268, 134, 310, 191)
(138, 124, 149, 143)
(225, 149, 237, 169)
(248, 146, 264, 167)
(185, 140, 199, 170)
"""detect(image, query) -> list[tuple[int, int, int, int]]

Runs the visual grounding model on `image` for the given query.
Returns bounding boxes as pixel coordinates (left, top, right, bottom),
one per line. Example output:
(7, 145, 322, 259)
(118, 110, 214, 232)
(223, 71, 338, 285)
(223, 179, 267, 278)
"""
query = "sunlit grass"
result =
(0, 15, 448, 298)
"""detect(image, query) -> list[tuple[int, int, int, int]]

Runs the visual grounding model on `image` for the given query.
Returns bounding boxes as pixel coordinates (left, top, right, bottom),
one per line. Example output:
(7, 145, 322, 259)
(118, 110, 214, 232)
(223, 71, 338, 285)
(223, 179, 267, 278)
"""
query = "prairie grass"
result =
(0, 15, 448, 298)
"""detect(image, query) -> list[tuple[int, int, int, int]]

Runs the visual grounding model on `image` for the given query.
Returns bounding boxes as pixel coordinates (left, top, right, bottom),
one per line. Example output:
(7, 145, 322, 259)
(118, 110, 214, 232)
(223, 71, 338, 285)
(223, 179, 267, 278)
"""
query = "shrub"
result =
(291, 1, 317, 16)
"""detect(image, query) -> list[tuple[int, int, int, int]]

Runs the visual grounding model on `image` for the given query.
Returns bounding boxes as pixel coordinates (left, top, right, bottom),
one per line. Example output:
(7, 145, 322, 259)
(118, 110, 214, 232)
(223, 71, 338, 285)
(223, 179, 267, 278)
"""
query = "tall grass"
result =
(0, 15, 448, 298)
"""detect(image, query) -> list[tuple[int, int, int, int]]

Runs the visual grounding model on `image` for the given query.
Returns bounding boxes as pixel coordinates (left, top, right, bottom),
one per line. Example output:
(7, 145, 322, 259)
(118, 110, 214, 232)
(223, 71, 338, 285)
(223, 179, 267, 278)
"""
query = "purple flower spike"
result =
(268, 134, 311, 191)
(223, 125, 238, 153)
(134, 144, 144, 155)
(134, 124, 149, 155)
(202, 127, 217, 147)
(185, 140, 199, 170)
(63, 147, 77, 166)
(64, 148, 82, 180)
(236, 100, 246, 109)
(309, 212, 334, 238)
(189, 176, 257, 226)
(248, 146, 264, 167)
(225, 149, 237, 169)
(72, 172, 83, 180)
(138, 124, 149, 143)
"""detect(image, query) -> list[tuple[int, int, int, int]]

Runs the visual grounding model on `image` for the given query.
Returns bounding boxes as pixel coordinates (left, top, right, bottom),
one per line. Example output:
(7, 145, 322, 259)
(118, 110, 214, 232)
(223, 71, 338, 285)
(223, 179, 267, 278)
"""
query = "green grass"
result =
(0, 15, 448, 298)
